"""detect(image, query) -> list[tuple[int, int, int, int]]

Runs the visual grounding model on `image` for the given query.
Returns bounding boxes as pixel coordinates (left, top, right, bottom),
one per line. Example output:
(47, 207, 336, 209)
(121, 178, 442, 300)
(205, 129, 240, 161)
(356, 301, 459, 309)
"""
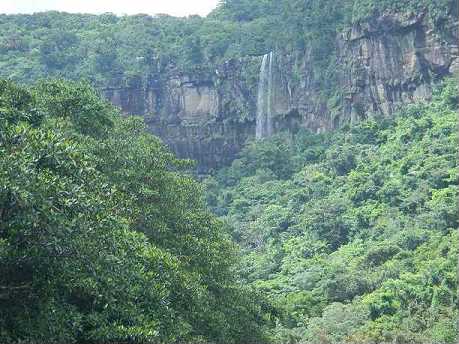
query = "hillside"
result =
(205, 79, 458, 343)
(0, 0, 458, 343)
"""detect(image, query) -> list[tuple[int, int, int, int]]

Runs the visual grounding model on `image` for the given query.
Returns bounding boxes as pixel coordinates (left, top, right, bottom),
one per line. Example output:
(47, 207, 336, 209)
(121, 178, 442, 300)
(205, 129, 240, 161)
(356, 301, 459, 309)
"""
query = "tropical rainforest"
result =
(205, 79, 458, 343)
(0, 0, 457, 343)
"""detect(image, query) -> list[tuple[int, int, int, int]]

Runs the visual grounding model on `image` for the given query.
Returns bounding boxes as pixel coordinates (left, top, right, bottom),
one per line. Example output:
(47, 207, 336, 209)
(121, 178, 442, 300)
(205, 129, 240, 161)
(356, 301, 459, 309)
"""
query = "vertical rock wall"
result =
(103, 11, 458, 172)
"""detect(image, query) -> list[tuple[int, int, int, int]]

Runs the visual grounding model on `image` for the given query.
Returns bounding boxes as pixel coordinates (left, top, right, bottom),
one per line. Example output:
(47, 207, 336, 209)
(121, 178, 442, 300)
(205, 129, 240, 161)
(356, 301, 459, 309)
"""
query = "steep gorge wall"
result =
(104, 58, 260, 172)
(103, 11, 458, 172)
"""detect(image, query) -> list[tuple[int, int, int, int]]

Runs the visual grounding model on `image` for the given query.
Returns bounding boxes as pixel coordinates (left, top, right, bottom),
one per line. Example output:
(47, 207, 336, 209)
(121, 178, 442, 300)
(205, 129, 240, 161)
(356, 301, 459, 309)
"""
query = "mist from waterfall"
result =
(256, 51, 274, 139)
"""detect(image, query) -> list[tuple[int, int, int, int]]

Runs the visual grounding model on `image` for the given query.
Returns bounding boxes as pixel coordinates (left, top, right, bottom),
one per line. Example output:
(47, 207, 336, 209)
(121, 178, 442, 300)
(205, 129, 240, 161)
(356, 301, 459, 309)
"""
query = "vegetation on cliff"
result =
(0, 0, 455, 86)
(205, 79, 458, 343)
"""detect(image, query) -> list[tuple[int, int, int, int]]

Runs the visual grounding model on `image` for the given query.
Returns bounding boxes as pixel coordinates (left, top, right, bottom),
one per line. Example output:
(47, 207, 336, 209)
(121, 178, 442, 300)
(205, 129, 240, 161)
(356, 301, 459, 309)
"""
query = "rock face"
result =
(104, 58, 260, 173)
(338, 10, 459, 125)
(103, 11, 458, 172)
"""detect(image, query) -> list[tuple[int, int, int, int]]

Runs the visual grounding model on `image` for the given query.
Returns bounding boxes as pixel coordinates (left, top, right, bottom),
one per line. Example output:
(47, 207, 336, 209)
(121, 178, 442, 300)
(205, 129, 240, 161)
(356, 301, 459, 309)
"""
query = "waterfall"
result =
(256, 51, 274, 139)
(267, 51, 273, 137)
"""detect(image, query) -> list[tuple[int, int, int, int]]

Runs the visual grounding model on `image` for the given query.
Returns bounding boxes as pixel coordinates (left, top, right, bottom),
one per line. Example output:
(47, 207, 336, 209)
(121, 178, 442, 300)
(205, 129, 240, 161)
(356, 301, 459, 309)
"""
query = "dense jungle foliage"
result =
(0, 79, 273, 343)
(2, 79, 455, 344)
(205, 79, 458, 343)
(0, 0, 458, 343)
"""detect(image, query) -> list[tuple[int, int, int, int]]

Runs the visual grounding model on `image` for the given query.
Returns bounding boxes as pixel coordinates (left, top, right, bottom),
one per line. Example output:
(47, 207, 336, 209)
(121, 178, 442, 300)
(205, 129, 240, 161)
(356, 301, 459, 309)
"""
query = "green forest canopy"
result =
(205, 78, 458, 343)
(0, 79, 272, 343)
(1, 77, 456, 344)
(0, 0, 455, 86)
(0, 0, 457, 342)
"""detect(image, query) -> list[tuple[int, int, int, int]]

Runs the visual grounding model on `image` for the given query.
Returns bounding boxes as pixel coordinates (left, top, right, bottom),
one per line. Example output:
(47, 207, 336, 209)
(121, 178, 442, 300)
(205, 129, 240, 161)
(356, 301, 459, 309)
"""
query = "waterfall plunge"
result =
(256, 51, 274, 139)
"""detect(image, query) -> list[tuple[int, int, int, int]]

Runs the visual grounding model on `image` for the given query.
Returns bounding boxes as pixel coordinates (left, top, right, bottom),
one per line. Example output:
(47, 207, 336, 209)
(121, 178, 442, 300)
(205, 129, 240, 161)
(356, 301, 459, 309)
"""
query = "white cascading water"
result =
(256, 51, 274, 139)
(266, 51, 273, 137)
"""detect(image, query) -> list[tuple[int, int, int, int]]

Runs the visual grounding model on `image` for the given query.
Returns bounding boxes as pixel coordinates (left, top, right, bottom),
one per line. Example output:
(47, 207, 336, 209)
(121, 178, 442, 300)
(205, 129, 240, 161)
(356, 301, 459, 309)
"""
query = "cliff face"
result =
(338, 10, 459, 124)
(103, 11, 458, 172)
(104, 58, 260, 173)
